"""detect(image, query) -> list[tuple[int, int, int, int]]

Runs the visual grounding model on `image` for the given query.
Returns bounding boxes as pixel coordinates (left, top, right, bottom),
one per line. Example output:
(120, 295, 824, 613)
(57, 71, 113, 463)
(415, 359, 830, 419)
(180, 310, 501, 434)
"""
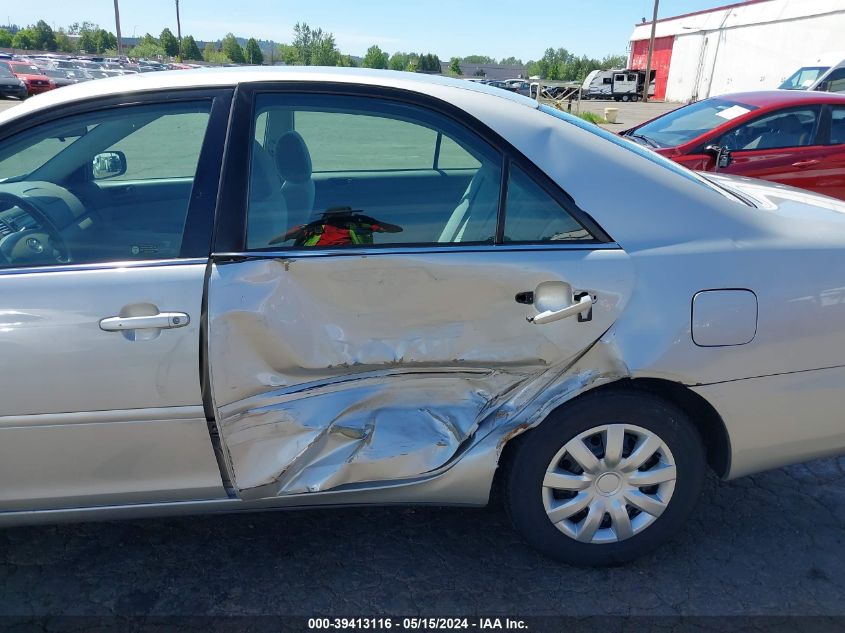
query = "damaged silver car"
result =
(1, 68, 845, 566)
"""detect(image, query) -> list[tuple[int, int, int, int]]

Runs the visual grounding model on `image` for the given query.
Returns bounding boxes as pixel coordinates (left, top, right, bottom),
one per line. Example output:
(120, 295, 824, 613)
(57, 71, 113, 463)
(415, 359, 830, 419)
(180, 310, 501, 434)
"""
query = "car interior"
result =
(0, 94, 590, 269)
(721, 109, 819, 150)
(0, 101, 212, 268)
(247, 98, 587, 249)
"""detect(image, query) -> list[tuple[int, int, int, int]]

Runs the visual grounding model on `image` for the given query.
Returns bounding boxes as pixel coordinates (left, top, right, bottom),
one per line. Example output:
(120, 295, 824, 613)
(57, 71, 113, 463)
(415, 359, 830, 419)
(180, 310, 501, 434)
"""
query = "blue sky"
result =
(7, 0, 733, 60)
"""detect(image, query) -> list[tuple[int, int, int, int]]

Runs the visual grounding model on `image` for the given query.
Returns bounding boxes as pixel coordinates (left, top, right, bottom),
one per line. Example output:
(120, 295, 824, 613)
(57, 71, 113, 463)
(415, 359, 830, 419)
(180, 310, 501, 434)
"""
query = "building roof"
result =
(630, 0, 845, 41)
(635, 0, 773, 26)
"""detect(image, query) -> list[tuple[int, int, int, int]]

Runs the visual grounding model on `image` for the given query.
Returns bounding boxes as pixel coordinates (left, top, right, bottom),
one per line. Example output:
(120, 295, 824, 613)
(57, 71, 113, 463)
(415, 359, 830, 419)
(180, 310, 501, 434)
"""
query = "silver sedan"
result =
(0, 68, 844, 566)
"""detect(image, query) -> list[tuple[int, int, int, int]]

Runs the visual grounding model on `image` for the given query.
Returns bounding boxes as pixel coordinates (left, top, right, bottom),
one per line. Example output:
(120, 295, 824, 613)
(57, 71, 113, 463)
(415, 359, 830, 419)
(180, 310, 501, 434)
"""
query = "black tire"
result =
(503, 389, 705, 566)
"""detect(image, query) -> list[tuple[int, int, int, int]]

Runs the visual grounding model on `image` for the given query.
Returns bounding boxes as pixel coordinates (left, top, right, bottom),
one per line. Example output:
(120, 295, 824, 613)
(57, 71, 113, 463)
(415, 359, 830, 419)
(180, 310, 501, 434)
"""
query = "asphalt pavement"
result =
(2, 457, 844, 622)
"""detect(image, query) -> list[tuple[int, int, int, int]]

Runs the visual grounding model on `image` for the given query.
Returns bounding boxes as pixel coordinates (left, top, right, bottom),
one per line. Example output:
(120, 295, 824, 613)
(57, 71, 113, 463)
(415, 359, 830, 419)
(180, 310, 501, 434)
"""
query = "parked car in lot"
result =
(1, 69, 845, 566)
(622, 91, 845, 200)
(38, 68, 80, 88)
(0, 63, 27, 99)
(0, 61, 54, 96)
(779, 51, 845, 93)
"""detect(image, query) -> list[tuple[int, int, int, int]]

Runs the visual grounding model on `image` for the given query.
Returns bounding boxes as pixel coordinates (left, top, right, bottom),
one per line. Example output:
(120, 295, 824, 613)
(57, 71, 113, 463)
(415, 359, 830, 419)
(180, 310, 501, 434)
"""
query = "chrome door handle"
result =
(792, 159, 820, 168)
(99, 312, 190, 331)
(528, 295, 594, 325)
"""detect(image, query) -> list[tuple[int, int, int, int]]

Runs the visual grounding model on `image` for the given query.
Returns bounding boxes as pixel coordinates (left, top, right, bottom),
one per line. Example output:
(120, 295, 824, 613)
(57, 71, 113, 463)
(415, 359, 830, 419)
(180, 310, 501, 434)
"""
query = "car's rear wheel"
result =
(503, 389, 705, 566)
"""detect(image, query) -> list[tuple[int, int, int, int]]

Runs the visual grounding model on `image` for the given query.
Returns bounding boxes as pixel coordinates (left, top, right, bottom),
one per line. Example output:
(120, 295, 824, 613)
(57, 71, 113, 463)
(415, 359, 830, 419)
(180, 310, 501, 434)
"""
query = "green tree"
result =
(55, 29, 74, 52)
(291, 22, 339, 66)
(244, 38, 264, 64)
(462, 54, 495, 64)
(159, 27, 179, 57)
(388, 52, 409, 71)
(277, 43, 298, 65)
(33, 20, 57, 51)
(221, 33, 244, 63)
(203, 42, 229, 64)
(416, 53, 441, 73)
(499, 56, 522, 66)
(12, 29, 35, 50)
(129, 34, 165, 59)
(94, 29, 117, 53)
(181, 35, 202, 61)
(0, 29, 12, 48)
(313, 34, 339, 66)
(337, 54, 357, 67)
(601, 53, 627, 69)
(448, 57, 463, 75)
(362, 44, 388, 69)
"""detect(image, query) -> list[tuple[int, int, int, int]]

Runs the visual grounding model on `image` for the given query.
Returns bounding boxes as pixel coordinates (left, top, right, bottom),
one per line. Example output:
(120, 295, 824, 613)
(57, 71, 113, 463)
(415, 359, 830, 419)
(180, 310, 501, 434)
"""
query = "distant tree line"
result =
(525, 48, 628, 81)
(0, 19, 626, 79)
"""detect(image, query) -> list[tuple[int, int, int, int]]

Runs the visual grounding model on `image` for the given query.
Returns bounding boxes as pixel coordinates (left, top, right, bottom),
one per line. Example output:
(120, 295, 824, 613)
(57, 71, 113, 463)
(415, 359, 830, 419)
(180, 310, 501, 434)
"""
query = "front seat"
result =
(754, 114, 807, 149)
(247, 140, 288, 249)
(275, 131, 315, 229)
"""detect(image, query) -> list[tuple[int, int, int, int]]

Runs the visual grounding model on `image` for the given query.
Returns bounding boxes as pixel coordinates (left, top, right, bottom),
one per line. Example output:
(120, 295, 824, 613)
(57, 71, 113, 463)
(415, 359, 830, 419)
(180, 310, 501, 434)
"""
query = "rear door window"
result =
(245, 93, 502, 249)
(829, 107, 845, 145)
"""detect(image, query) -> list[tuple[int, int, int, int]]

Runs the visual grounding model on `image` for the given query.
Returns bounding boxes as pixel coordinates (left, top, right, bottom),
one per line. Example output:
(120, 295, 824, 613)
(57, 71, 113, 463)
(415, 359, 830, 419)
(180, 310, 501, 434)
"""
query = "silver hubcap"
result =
(541, 423, 677, 544)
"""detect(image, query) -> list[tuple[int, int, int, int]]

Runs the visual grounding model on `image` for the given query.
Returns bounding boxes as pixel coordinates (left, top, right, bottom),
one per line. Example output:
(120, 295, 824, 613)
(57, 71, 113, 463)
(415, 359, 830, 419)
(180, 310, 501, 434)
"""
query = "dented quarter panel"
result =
(207, 249, 635, 497)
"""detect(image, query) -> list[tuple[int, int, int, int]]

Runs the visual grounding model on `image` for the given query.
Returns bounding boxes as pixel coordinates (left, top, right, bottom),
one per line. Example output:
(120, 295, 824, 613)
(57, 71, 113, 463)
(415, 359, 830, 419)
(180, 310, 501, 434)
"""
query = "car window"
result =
(245, 93, 502, 250)
(0, 101, 212, 269)
(830, 107, 845, 145)
(0, 65, 14, 78)
(632, 98, 759, 148)
(11, 64, 40, 74)
(504, 164, 592, 242)
(779, 66, 829, 90)
(720, 107, 820, 150)
(822, 68, 845, 93)
(102, 111, 210, 180)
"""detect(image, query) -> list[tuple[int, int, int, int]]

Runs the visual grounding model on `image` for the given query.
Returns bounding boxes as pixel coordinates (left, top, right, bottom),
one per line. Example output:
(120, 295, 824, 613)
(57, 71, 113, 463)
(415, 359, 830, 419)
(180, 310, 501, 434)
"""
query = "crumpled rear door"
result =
(206, 248, 633, 499)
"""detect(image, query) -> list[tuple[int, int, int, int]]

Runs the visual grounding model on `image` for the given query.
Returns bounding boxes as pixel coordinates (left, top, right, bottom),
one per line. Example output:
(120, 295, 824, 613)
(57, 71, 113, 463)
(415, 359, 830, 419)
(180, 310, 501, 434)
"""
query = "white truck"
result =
(779, 52, 845, 93)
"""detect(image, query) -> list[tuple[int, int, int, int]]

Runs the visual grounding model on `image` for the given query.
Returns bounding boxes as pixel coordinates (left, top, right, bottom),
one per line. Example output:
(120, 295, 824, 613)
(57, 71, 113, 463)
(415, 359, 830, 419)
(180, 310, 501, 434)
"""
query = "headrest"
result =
(275, 131, 313, 184)
(250, 140, 280, 201)
(773, 114, 802, 134)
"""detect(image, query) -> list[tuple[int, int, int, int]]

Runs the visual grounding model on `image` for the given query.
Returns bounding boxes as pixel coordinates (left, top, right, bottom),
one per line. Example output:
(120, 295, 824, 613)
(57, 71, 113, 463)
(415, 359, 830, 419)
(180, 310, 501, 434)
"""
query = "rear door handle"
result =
(99, 312, 190, 331)
(792, 159, 820, 168)
(528, 295, 594, 325)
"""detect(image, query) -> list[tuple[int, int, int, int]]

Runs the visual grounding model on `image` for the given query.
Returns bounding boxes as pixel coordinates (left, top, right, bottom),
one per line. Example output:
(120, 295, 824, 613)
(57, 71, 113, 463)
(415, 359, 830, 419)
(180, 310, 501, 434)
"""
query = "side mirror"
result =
(91, 150, 127, 180)
(705, 144, 733, 169)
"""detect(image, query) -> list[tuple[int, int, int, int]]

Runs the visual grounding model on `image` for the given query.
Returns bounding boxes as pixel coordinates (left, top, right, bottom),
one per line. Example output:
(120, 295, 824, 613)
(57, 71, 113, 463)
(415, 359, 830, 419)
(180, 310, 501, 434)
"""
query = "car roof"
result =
(717, 90, 845, 108)
(0, 66, 539, 126)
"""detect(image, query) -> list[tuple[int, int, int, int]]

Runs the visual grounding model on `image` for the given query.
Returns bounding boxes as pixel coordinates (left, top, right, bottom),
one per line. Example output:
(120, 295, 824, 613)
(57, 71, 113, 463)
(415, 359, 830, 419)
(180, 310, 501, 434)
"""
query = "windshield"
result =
(42, 69, 68, 78)
(11, 63, 41, 75)
(779, 66, 829, 90)
(0, 65, 14, 78)
(630, 98, 758, 147)
(539, 105, 750, 204)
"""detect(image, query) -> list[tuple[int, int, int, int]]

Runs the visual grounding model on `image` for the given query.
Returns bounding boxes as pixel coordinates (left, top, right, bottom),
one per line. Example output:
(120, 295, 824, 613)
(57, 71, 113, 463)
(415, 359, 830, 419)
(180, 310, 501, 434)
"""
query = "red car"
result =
(622, 91, 845, 200)
(0, 61, 55, 97)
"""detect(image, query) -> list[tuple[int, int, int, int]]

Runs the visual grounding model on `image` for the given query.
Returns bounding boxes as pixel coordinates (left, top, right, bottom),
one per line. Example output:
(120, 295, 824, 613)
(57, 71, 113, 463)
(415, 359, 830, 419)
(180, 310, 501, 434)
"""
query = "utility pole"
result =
(113, 0, 124, 56)
(175, 0, 182, 59)
(642, 0, 659, 102)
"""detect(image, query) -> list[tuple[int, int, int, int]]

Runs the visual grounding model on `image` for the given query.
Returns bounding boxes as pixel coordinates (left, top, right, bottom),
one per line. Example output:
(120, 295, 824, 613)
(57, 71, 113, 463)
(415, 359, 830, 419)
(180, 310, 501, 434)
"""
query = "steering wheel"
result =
(0, 192, 72, 266)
